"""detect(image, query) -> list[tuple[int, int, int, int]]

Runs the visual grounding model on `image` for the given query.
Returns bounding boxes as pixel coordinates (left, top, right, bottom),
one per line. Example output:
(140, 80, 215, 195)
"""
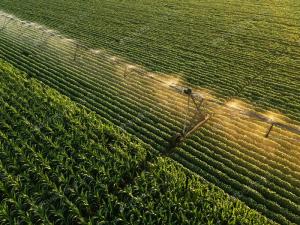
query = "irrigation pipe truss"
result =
(0, 12, 299, 145)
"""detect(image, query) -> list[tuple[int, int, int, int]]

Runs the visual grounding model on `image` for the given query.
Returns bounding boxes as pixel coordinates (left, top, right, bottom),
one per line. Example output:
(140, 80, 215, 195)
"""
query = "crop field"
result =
(0, 60, 274, 224)
(0, 0, 299, 224)
(1, 0, 299, 121)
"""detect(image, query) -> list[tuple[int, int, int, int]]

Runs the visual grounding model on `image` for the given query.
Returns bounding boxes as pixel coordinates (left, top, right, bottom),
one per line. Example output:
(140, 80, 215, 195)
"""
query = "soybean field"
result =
(0, 0, 300, 224)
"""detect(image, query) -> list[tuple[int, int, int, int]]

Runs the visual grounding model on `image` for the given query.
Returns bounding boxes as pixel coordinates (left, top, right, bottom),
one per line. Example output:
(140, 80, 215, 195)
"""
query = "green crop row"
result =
(0, 59, 277, 224)
(0, 21, 299, 225)
(0, 60, 147, 224)
(0, 0, 299, 121)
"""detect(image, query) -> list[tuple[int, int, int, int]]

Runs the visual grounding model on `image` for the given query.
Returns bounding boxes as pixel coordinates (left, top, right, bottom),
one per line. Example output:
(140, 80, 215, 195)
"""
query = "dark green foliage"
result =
(0, 61, 275, 224)
(0, 1, 299, 224)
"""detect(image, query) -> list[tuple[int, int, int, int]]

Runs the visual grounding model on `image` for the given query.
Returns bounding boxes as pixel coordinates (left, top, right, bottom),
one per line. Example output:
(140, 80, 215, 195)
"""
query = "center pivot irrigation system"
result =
(1, 12, 300, 153)
(165, 84, 300, 152)
(167, 85, 211, 152)
(122, 65, 300, 153)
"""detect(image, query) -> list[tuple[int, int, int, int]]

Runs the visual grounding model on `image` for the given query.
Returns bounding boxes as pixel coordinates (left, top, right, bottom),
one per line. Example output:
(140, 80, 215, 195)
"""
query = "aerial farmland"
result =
(0, 0, 299, 224)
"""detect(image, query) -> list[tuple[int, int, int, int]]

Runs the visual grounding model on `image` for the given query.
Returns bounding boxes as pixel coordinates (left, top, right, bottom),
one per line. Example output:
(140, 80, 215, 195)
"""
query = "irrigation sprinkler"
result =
(73, 43, 89, 61)
(117, 58, 300, 146)
(165, 84, 300, 149)
(123, 65, 131, 78)
(231, 110, 300, 138)
(165, 86, 211, 153)
(116, 58, 300, 147)
(40, 33, 55, 47)
(17, 22, 35, 39)
(36, 30, 56, 48)
(123, 64, 142, 78)
(31, 28, 46, 43)
(0, 15, 14, 31)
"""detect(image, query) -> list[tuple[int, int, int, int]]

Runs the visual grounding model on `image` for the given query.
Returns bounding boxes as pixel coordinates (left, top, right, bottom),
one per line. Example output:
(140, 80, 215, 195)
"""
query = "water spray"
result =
(1, 11, 298, 147)
(73, 43, 88, 61)
(0, 15, 14, 31)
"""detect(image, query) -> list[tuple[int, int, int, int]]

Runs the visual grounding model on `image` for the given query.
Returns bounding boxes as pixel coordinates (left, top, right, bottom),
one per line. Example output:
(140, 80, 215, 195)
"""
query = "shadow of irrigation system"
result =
(1, 12, 300, 154)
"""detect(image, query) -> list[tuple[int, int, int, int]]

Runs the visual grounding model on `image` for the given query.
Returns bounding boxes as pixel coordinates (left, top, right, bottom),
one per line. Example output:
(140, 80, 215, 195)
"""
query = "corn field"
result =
(0, 0, 299, 224)
(0, 60, 275, 224)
